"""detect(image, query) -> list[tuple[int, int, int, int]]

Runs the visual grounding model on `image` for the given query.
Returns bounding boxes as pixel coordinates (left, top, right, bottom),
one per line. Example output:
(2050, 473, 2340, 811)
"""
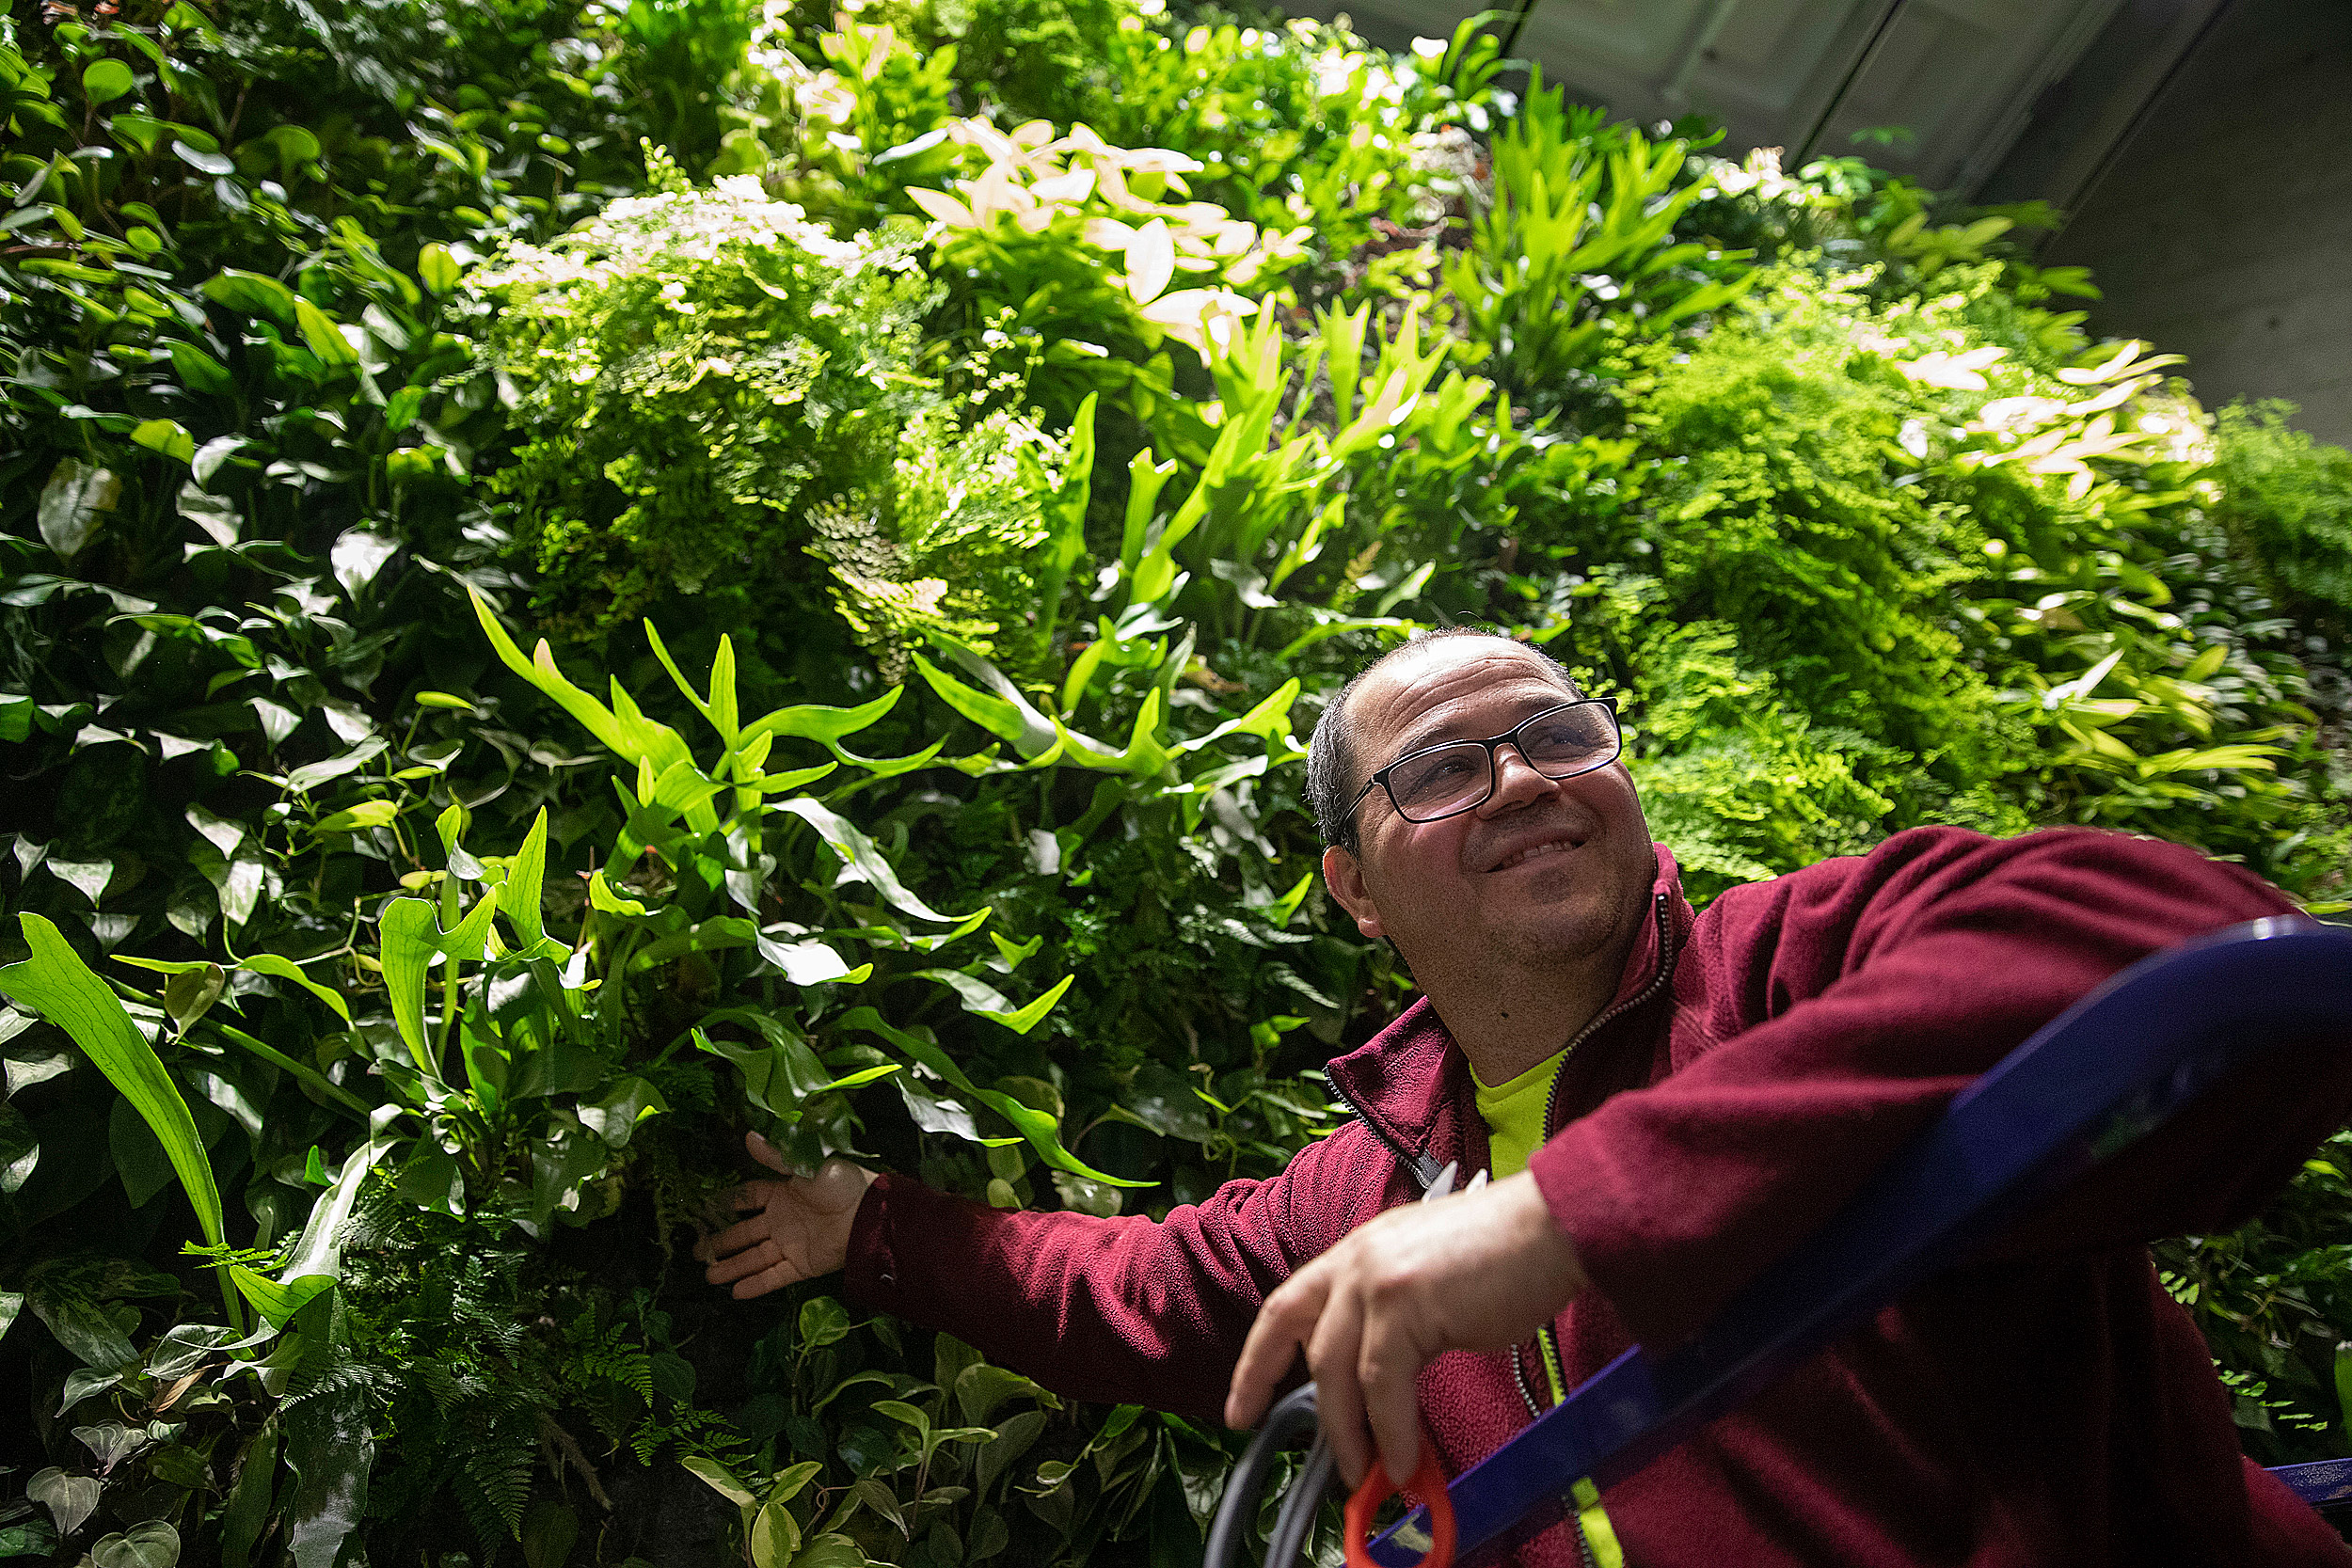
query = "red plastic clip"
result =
(1343, 1445, 1455, 1568)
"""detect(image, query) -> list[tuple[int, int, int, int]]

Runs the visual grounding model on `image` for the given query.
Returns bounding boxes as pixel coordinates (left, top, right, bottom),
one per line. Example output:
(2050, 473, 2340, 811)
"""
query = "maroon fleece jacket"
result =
(846, 827, 2352, 1565)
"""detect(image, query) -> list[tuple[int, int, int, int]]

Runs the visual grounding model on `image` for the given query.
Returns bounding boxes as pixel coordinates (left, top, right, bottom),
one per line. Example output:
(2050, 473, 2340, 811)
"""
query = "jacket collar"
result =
(1323, 843, 1690, 1173)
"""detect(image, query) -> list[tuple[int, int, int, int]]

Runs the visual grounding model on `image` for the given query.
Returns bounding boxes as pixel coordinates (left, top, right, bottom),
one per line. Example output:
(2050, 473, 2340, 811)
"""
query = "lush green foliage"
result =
(4, 0, 2350, 1564)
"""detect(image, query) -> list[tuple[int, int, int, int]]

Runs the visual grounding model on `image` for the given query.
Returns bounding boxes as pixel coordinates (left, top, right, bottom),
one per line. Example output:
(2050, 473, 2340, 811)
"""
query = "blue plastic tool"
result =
(1334, 917, 2352, 1565)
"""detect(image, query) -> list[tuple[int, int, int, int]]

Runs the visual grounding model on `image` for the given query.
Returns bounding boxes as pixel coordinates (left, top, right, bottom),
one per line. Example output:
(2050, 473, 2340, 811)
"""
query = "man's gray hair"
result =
(1305, 628, 1583, 850)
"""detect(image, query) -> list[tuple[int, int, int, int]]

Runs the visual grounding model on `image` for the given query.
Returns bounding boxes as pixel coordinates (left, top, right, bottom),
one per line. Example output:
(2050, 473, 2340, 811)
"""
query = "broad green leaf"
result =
(838, 1007, 1144, 1187)
(379, 896, 458, 1074)
(799, 1295, 853, 1349)
(29, 1467, 100, 1535)
(756, 932, 867, 988)
(227, 1266, 331, 1329)
(283, 736, 386, 794)
(776, 798, 972, 926)
(416, 242, 461, 294)
(740, 687, 902, 750)
(579, 1076, 667, 1148)
(469, 586, 635, 757)
(131, 419, 196, 464)
(282, 1379, 371, 1568)
(787, 1535, 867, 1568)
(178, 483, 239, 546)
(25, 1265, 137, 1370)
(501, 810, 551, 951)
(912, 646, 1060, 758)
(682, 1456, 756, 1510)
(83, 59, 135, 103)
(310, 800, 397, 835)
(750, 1496, 801, 1568)
(39, 458, 121, 562)
(220, 1422, 278, 1568)
(916, 970, 1073, 1036)
(172, 138, 234, 175)
(202, 268, 297, 323)
(161, 964, 225, 1036)
(293, 299, 358, 366)
(1, 917, 230, 1265)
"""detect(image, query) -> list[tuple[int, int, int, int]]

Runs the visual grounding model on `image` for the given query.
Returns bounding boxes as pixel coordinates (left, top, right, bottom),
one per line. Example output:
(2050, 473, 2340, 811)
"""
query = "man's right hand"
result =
(698, 1132, 879, 1299)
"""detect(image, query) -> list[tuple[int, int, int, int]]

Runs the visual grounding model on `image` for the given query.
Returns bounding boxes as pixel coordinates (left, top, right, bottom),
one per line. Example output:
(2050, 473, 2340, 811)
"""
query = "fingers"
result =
(732, 1179, 783, 1214)
(1225, 1263, 1329, 1431)
(745, 1129, 791, 1175)
(701, 1212, 774, 1262)
(1306, 1285, 1374, 1487)
(733, 1253, 809, 1300)
(1358, 1308, 1429, 1489)
(704, 1235, 781, 1285)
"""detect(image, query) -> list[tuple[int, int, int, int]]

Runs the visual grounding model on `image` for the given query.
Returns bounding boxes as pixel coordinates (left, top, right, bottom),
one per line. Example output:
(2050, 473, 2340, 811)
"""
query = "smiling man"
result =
(704, 629, 2352, 1566)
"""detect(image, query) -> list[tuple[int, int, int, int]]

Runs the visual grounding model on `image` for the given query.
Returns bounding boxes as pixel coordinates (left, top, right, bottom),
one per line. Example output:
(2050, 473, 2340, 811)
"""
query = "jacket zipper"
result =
(1338, 890, 1677, 1568)
(1331, 1072, 1446, 1194)
(1522, 889, 1677, 1568)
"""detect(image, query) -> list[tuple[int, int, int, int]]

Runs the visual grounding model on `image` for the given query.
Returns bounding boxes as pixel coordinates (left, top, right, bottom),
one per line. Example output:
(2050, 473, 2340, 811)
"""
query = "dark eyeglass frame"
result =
(1342, 697, 1622, 832)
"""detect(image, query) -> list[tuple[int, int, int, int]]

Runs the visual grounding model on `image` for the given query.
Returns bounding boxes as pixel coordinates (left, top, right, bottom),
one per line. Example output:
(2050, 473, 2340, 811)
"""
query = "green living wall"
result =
(2, 0, 2348, 1564)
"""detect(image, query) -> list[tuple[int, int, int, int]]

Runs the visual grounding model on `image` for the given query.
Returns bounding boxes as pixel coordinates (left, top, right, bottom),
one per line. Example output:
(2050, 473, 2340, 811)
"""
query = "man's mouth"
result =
(1487, 833, 1583, 873)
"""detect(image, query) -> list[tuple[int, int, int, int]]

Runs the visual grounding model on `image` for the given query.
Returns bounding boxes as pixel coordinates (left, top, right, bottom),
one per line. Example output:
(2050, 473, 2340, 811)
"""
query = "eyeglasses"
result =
(1343, 699, 1622, 832)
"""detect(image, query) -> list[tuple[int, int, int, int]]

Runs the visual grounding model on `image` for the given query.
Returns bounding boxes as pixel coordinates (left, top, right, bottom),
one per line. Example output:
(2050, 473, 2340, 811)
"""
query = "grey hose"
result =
(1203, 1383, 1338, 1568)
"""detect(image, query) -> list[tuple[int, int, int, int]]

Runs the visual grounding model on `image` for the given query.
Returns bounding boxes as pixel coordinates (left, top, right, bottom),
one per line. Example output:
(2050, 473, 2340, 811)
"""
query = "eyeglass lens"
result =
(1388, 705, 1618, 821)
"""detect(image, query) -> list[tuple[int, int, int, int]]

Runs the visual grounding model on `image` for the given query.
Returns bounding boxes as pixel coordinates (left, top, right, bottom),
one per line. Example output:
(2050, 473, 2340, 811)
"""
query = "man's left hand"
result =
(1224, 1171, 1590, 1488)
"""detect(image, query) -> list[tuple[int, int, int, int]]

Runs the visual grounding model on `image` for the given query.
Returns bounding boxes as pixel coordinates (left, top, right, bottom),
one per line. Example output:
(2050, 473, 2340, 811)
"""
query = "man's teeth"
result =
(1497, 838, 1577, 870)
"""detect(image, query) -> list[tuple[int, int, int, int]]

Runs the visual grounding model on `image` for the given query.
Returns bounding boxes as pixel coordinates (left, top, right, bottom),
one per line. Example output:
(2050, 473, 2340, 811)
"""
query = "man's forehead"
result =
(1355, 642, 1572, 752)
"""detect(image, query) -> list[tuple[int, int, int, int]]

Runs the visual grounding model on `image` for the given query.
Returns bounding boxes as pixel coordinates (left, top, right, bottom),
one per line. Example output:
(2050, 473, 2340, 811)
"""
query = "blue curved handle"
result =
(1369, 918, 2352, 1565)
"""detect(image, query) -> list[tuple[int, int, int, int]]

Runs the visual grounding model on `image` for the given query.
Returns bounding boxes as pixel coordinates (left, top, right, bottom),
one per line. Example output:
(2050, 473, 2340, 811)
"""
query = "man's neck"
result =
(1429, 961, 1622, 1086)
(1411, 926, 1637, 1085)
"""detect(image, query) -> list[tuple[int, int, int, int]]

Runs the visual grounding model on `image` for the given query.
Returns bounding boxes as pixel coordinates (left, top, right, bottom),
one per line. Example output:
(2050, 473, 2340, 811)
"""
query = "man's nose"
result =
(1479, 743, 1555, 815)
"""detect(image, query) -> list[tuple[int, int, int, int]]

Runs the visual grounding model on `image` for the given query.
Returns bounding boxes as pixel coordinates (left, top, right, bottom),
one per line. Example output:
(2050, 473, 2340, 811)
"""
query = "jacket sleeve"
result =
(1530, 825, 2351, 1350)
(841, 1126, 1378, 1419)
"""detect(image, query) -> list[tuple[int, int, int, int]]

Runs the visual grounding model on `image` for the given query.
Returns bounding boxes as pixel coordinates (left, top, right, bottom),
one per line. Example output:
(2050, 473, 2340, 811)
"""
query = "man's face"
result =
(1322, 639, 1656, 988)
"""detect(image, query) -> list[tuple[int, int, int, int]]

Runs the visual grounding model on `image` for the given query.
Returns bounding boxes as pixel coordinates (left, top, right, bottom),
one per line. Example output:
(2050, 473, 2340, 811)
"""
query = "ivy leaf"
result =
(0, 1100, 37, 1194)
(27, 1467, 100, 1535)
(329, 530, 399, 597)
(131, 419, 196, 464)
(168, 340, 233, 393)
(172, 139, 235, 175)
(201, 268, 296, 323)
(91, 1521, 179, 1568)
(749, 1497, 801, 1568)
(283, 736, 385, 793)
(84, 59, 136, 103)
(39, 458, 121, 562)
(161, 963, 225, 1036)
(310, 800, 397, 836)
(416, 242, 461, 294)
(192, 435, 254, 487)
(178, 483, 240, 546)
(294, 299, 358, 366)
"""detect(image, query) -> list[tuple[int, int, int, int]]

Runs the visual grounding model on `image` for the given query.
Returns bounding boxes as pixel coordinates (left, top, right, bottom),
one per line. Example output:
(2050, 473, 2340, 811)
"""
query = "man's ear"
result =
(1322, 845, 1386, 940)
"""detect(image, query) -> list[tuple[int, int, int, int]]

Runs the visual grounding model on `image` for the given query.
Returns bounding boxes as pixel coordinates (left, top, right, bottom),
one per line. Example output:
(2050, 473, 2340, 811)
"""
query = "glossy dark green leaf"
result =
(38, 458, 120, 562)
(1, 918, 228, 1258)
(82, 60, 135, 104)
(171, 138, 234, 175)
